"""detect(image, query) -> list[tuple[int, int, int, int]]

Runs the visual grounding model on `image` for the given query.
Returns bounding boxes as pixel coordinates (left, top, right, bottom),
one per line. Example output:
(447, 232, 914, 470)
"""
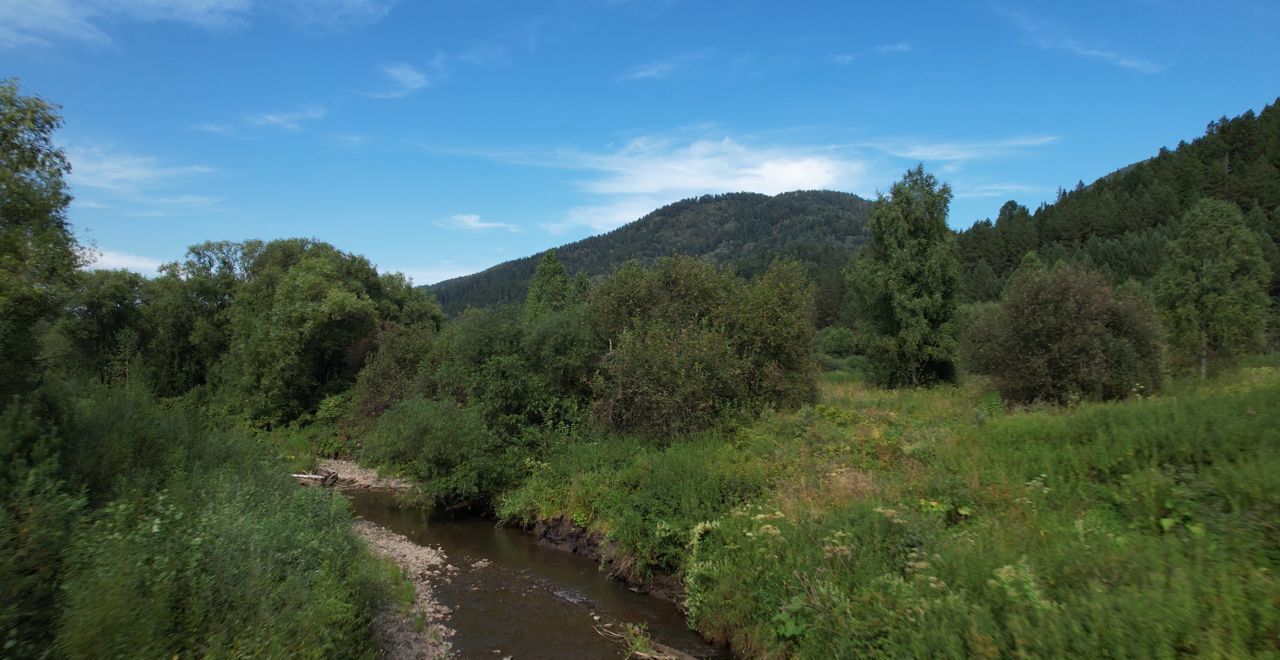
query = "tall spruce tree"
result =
(524, 251, 572, 318)
(1155, 198, 1272, 378)
(848, 165, 959, 387)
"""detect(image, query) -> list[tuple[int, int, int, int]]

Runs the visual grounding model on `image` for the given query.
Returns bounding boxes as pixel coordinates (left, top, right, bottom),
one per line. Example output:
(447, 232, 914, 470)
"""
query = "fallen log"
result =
(292, 469, 340, 486)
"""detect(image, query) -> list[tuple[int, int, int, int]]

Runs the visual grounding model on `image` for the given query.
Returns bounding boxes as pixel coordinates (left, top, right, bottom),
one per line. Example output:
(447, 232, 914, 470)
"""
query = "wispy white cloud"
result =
(550, 197, 667, 234)
(276, 0, 397, 32)
(87, 248, 165, 274)
(360, 61, 433, 99)
(832, 42, 912, 64)
(447, 125, 1062, 234)
(195, 104, 326, 137)
(1004, 10, 1161, 73)
(191, 122, 246, 138)
(573, 136, 859, 196)
(68, 145, 215, 193)
(455, 42, 509, 67)
(66, 144, 219, 215)
(953, 182, 1045, 199)
(0, 0, 395, 49)
(861, 135, 1059, 161)
(245, 104, 327, 130)
(620, 51, 707, 81)
(442, 213, 519, 232)
(322, 133, 371, 148)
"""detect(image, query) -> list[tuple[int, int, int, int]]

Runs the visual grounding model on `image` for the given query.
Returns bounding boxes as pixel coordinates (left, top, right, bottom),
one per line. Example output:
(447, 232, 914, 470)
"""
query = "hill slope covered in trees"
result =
(426, 190, 873, 323)
(956, 97, 1280, 303)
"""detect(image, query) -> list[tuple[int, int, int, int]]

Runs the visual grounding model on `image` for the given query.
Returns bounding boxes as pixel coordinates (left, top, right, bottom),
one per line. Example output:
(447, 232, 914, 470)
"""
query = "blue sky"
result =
(4, 0, 1278, 284)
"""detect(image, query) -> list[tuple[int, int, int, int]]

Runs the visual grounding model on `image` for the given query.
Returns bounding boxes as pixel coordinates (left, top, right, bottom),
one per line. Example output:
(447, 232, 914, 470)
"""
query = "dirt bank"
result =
(353, 520, 457, 659)
(320, 459, 415, 490)
(533, 515, 686, 604)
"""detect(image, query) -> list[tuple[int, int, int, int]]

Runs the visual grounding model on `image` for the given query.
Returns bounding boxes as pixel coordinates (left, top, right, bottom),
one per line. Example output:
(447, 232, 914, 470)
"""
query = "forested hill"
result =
(426, 190, 874, 321)
(956, 98, 1280, 302)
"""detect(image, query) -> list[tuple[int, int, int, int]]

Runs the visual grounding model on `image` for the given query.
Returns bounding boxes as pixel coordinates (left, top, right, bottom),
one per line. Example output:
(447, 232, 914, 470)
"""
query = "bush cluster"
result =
(962, 264, 1163, 403)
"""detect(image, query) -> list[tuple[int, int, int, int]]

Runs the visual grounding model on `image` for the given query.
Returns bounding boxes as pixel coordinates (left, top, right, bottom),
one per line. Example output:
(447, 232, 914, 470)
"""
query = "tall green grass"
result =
(684, 367, 1280, 657)
(1, 381, 394, 658)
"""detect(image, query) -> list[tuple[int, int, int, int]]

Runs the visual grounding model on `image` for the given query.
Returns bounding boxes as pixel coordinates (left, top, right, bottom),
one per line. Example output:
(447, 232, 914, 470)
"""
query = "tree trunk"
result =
(1199, 352, 1207, 380)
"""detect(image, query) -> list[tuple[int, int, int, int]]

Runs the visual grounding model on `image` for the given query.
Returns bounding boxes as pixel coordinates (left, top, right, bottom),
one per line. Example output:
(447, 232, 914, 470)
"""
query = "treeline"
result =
(2, 81, 403, 657)
(838, 160, 1271, 404)
(956, 98, 1280, 306)
(45, 238, 443, 426)
(427, 190, 872, 325)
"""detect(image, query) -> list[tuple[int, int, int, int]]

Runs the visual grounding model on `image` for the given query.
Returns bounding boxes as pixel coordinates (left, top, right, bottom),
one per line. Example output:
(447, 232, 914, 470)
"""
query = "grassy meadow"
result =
(497, 360, 1280, 657)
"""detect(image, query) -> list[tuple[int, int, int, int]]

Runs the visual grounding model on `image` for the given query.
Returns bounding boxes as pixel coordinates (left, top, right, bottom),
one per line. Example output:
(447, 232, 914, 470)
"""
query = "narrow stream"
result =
(346, 489, 724, 660)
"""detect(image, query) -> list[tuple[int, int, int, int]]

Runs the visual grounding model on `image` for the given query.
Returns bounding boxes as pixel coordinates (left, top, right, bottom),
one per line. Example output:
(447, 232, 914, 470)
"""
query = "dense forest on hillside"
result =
(427, 190, 872, 324)
(956, 98, 1280, 305)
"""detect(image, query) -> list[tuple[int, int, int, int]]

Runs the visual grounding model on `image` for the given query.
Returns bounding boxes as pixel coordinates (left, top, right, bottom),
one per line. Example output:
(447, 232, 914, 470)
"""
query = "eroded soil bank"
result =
(531, 515, 686, 605)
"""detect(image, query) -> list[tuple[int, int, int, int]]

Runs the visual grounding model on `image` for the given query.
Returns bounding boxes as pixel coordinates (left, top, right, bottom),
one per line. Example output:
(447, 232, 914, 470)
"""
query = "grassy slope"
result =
(499, 361, 1280, 658)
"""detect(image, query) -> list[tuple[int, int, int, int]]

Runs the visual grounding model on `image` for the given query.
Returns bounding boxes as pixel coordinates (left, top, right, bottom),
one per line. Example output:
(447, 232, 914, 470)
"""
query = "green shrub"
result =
(593, 321, 748, 437)
(589, 257, 816, 435)
(348, 322, 434, 426)
(813, 326, 859, 361)
(0, 400, 83, 656)
(962, 265, 1163, 403)
(360, 396, 511, 505)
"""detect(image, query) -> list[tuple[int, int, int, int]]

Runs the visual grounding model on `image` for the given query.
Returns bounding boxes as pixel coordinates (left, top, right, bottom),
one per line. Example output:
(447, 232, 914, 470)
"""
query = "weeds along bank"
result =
(1, 381, 402, 658)
(493, 364, 1280, 657)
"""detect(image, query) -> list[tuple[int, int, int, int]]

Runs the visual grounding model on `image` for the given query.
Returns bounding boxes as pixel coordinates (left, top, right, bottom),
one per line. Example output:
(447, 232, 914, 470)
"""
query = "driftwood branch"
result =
(292, 469, 340, 487)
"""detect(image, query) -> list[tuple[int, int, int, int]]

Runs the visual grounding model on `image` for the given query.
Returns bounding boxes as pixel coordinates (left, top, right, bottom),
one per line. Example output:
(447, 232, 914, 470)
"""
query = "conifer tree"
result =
(848, 165, 959, 387)
(1155, 199, 1272, 377)
(525, 251, 572, 318)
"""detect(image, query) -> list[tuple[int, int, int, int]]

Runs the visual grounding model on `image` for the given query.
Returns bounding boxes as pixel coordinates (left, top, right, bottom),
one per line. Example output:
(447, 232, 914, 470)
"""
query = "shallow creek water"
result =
(345, 488, 724, 660)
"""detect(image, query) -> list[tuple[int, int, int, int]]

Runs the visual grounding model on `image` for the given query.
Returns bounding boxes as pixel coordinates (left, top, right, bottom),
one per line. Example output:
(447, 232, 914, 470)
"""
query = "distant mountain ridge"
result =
(425, 190, 875, 319)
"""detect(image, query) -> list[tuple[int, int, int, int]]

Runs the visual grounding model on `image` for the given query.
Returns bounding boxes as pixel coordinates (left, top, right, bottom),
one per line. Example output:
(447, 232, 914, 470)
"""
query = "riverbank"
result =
(314, 460, 454, 658)
(353, 521, 455, 660)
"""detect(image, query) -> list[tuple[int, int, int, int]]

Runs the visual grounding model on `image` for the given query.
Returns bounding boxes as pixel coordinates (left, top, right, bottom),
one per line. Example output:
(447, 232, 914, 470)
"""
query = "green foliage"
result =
(813, 326, 858, 359)
(594, 320, 748, 437)
(813, 326, 862, 371)
(499, 433, 773, 577)
(208, 239, 441, 427)
(49, 268, 146, 383)
(524, 250, 576, 318)
(0, 400, 83, 656)
(360, 396, 512, 505)
(589, 256, 816, 436)
(849, 165, 960, 387)
(961, 258, 1003, 302)
(0, 79, 80, 400)
(57, 480, 385, 659)
(348, 321, 436, 426)
(1155, 199, 1272, 376)
(0, 380, 393, 658)
(963, 264, 1163, 404)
